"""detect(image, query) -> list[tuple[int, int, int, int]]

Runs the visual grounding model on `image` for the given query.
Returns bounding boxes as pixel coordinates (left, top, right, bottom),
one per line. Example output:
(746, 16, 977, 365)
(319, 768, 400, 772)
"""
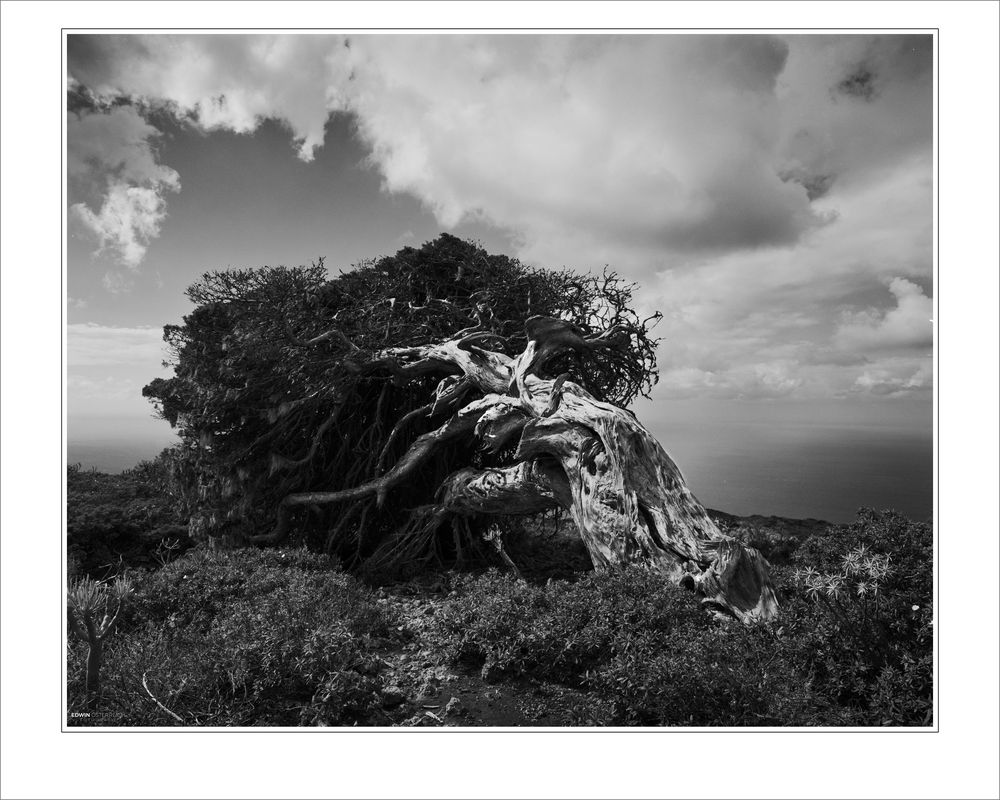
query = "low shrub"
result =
(66, 503, 931, 727)
(434, 508, 932, 726)
(67, 459, 192, 578)
(67, 547, 398, 726)
(593, 626, 822, 726)
(781, 508, 933, 725)
(437, 568, 710, 685)
(435, 567, 825, 725)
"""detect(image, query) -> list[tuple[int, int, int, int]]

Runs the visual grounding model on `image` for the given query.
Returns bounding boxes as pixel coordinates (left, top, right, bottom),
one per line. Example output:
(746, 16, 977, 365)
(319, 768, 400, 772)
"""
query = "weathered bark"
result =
(427, 378, 777, 621)
(263, 316, 778, 622)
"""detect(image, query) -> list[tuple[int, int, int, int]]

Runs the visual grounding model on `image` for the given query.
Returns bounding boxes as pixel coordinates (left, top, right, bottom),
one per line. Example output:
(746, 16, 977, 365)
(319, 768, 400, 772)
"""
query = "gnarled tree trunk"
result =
(254, 317, 778, 622)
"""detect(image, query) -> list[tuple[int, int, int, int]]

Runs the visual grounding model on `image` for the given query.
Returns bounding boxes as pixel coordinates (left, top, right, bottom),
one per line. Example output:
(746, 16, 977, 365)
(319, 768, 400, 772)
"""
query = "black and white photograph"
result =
(63, 29, 937, 729)
(2, 3, 999, 799)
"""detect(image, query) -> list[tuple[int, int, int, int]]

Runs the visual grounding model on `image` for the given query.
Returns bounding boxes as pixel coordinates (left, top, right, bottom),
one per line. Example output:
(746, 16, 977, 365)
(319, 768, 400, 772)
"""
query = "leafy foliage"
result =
(793, 507, 932, 601)
(67, 572, 135, 700)
(67, 460, 191, 578)
(67, 548, 399, 726)
(781, 509, 933, 725)
(431, 508, 932, 726)
(142, 234, 661, 562)
(434, 567, 821, 725)
(439, 568, 709, 685)
(66, 504, 932, 727)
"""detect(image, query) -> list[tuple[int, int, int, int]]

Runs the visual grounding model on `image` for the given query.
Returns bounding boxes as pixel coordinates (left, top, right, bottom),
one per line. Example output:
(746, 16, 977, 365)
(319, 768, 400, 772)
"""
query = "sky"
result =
(7, 8, 992, 793)
(65, 33, 934, 519)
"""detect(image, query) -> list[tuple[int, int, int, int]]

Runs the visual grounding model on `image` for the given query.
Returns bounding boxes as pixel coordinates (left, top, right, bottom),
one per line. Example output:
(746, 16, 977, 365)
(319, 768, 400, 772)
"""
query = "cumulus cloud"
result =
(66, 34, 933, 404)
(67, 103, 179, 187)
(66, 34, 850, 275)
(67, 34, 930, 271)
(72, 182, 173, 270)
(69, 35, 336, 160)
(332, 33, 930, 273)
(649, 163, 932, 402)
(67, 323, 167, 367)
(68, 104, 180, 269)
(835, 278, 933, 353)
(651, 263, 933, 402)
(330, 35, 830, 261)
(852, 360, 932, 397)
(660, 361, 805, 400)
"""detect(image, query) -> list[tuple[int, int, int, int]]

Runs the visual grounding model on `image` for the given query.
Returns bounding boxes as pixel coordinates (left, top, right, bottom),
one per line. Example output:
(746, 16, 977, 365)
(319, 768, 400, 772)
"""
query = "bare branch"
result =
(374, 402, 433, 474)
(457, 331, 509, 354)
(350, 354, 462, 385)
(142, 673, 184, 723)
(250, 402, 490, 544)
(282, 317, 359, 351)
(269, 398, 347, 474)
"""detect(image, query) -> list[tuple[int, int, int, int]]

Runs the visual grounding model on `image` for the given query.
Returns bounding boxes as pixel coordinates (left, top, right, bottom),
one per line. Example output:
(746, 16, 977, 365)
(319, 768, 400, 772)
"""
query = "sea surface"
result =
(649, 419, 933, 524)
(67, 417, 933, 525)
(68, 416, 179, 475)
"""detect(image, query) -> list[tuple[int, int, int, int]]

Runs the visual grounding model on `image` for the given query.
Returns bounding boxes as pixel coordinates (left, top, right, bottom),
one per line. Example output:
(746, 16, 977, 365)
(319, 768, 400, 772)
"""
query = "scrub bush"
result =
(67, 548, 398, 726)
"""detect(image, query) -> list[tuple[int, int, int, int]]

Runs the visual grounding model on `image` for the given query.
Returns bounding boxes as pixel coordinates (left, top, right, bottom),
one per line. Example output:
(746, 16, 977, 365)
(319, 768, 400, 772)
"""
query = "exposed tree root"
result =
(260, 316, 778, 621)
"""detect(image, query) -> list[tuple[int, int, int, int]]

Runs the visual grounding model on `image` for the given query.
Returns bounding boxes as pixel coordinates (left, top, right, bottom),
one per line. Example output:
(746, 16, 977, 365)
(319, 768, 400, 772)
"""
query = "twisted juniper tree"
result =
(144, 234, 777, 621)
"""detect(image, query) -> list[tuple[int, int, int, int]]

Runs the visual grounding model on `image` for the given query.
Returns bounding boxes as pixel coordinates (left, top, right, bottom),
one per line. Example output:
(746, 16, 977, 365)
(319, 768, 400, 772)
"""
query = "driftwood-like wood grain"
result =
(262, 315, 778, 622)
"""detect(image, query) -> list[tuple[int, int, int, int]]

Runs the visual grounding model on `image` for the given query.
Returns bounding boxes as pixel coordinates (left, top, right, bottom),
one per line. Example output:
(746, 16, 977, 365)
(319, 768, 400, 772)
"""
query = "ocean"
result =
(67, 416, 933, 525)
(67, 416, 179, 474)
(649, 419, 933, 524)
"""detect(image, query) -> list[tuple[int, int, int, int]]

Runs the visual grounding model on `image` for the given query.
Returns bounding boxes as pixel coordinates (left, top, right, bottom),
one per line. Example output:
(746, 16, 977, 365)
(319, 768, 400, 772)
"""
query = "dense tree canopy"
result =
(144, 234, 662, 571)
